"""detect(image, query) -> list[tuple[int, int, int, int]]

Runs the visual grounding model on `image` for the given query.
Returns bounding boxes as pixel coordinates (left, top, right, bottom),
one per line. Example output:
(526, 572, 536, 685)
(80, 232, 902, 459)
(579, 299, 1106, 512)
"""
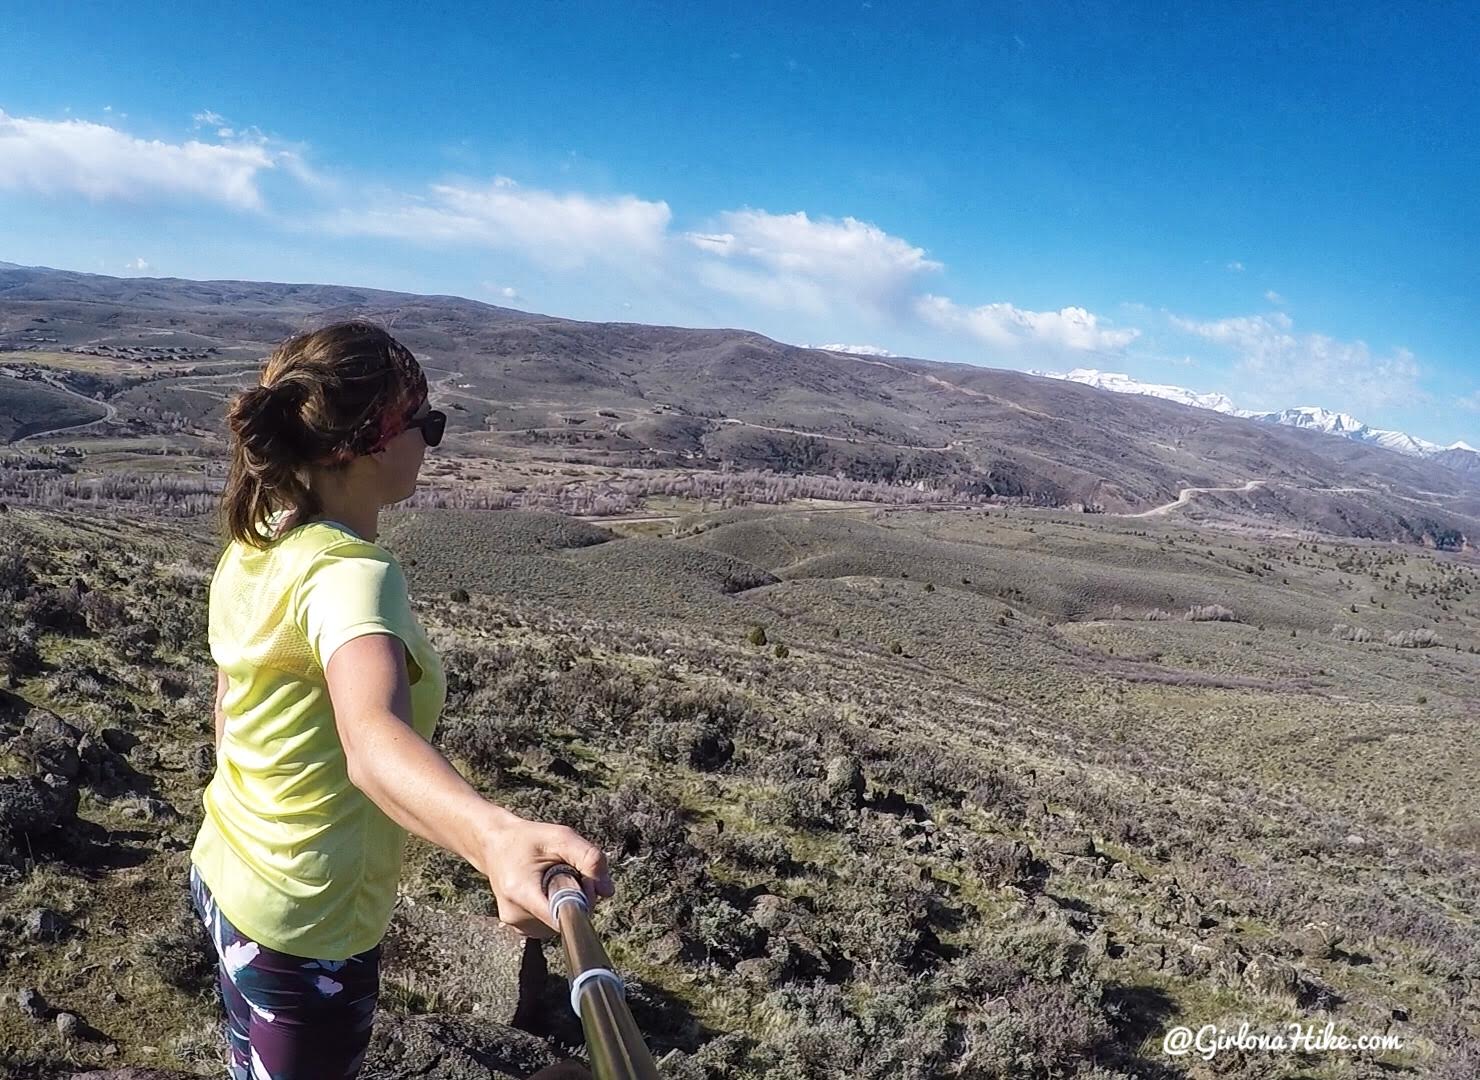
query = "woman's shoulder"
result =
(216, 521, 401, 600)
(288, 531, 405, 590)
(264, 513, 393, 560)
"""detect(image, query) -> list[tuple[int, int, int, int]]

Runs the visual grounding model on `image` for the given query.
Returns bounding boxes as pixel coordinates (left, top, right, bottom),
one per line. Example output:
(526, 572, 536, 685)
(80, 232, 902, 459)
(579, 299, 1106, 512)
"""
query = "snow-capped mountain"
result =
(1036, 368, 1240, 414)
(1238, 407, 1447, 456)
(1033, 368, 1477, 464)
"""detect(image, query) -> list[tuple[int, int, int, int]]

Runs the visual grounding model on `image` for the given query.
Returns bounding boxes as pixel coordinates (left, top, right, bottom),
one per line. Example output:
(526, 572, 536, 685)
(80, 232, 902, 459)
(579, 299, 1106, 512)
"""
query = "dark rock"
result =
(26, 907, 71, 943)
(42, 771, 80, 824)
(1298, 973, 1343, 1012)
(547, 756, 580, 781)
(78, 734, 130, 793)
(1289, 921, 1343, 960)
(0, 774, 77, 843)
(16, 985, 50, 1020)
(9, 711, 83, 778)
(121, 796, 178, 822)
(1244, 953, 1301, 1000)
(1054, 835, 1096, 858)
(100, 728, 139, 755)
(380, 904, 548, 1029)
(360, 1012, 562, 1079)
(968, 837, 1038, 886)
(648, 930, 692, 966)
(748, 894, 797, 930)
(735, 957, 779, 984)
(823, 756, 865, 808)
(1181, 901, 1218, 931)
(867, 788, 929, 821)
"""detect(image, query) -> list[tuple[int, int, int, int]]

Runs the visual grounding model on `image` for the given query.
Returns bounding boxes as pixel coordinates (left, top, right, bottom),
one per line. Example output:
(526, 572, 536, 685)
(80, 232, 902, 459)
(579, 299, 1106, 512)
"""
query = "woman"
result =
(188, 321, 612, 1079)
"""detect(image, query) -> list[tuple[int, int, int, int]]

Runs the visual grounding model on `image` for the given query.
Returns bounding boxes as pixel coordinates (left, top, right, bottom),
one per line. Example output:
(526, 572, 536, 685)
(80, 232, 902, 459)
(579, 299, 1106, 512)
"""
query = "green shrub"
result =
(0, 549, 32, 603)
(747, 624, 768, 647)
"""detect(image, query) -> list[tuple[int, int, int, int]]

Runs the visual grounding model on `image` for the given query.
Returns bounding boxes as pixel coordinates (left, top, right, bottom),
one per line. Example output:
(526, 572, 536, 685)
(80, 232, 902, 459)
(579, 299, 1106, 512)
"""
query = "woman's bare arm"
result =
(325, 632, 612, 934)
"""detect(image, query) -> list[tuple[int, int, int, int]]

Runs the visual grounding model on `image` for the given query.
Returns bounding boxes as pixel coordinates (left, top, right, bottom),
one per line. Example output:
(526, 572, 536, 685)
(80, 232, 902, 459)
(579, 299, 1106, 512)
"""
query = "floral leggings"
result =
(188, 862, 381, 1079)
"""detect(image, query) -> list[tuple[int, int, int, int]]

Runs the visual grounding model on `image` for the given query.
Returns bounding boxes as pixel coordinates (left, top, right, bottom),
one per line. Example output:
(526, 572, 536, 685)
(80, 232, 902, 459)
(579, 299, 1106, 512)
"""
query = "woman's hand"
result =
(478, 806, 615, 939)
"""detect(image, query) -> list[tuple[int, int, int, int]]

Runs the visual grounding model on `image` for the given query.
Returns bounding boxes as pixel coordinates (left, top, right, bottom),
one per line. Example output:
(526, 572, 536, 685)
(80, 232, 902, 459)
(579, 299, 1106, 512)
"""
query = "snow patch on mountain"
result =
(1031, 368, 1476, 464)
(1231, 406, 1448, 456)
(1035, 368, 1240, 414)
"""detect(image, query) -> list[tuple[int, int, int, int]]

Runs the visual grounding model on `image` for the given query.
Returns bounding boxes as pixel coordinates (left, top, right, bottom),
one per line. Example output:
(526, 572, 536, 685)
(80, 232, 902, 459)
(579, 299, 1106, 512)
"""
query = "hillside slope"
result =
(2, 265, 1476, 547)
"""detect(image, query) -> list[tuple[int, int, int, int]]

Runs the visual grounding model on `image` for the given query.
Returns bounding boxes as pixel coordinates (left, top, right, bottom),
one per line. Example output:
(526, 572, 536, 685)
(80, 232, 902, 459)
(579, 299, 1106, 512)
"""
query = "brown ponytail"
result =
(220, 321, 427, 549)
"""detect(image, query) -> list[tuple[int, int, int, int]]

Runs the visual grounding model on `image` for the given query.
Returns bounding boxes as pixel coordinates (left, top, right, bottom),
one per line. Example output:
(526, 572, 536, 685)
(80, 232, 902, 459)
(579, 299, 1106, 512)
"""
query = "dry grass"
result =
(0, 502, 1474, 1078)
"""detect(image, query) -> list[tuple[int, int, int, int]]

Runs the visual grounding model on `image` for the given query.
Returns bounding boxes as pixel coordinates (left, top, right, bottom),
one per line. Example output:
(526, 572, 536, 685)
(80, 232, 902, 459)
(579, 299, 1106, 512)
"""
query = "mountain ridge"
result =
(1, 263, 1476, 548)
(1042, 367, 1476, 465)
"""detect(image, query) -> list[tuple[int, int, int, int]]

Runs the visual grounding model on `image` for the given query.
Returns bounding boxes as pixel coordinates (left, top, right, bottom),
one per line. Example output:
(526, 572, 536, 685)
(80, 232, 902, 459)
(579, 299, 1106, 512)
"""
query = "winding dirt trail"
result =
(11, 381, 118, 444)
(1123, 479, 1268, 518)
(716, 417, 955, 452)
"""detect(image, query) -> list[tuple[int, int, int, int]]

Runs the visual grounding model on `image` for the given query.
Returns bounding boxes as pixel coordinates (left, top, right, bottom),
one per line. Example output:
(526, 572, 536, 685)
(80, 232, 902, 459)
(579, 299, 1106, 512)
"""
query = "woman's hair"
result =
(220, 321, 427, 548)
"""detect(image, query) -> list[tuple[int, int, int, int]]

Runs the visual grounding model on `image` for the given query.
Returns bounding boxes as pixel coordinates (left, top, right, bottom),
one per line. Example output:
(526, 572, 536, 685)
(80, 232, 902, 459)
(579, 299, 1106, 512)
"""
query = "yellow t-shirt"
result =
(190, 513, 447, 959)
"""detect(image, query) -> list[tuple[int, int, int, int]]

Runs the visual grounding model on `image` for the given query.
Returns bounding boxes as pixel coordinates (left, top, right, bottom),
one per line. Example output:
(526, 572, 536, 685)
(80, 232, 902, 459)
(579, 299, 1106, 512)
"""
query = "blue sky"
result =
(2, 1, 1476, 445)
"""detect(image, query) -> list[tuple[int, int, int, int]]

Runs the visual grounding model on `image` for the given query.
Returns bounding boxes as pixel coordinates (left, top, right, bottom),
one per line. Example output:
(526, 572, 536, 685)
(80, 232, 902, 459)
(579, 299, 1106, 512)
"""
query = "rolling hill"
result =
(1, 263, 1476, 548)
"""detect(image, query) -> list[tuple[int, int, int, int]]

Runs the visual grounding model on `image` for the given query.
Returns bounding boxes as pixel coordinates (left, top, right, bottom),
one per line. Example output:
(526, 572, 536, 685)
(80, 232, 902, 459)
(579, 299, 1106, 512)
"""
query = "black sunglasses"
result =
(406, 408, 447, 448)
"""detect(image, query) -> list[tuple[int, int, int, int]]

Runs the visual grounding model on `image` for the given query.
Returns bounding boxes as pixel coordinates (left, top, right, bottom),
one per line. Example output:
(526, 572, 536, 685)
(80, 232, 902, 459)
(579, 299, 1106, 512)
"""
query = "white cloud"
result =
(193, 110, 227, 128)
(682, 209, 1134, 357)
(0, 109, 291, 210)
(329, 176, 671, 270)
(916, 295, 1140, 353)
(1226, 260, 1245, 272)
(1263, 289, 1285, 305)
(811, 343, 898, 357)
(1458, 391, 1480, 414)
(1171, 311, 1425, 413)
(125, 257, 151, 272)
(685, 208, 940, 315)
(482, 282, 521, 300)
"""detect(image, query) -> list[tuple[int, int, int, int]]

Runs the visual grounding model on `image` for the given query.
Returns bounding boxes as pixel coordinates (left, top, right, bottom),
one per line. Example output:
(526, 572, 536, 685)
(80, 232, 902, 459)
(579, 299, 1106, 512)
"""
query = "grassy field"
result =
(0, 502, 1475, 1078)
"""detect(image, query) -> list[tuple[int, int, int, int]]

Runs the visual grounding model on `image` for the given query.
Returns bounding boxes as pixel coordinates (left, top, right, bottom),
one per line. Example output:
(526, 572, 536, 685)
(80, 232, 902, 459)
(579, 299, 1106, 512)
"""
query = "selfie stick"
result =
(541, 863, 660, 1080)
